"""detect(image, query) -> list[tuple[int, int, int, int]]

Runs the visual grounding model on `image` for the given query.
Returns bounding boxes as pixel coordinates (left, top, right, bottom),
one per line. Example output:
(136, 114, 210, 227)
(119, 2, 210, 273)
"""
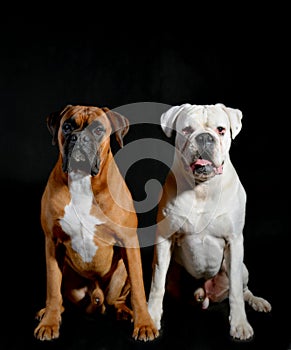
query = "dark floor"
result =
(2, 182, 290, 350)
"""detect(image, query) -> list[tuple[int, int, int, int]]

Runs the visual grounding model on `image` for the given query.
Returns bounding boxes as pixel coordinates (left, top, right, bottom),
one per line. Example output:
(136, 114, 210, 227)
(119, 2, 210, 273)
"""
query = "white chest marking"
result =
(60, 172, 104, 262)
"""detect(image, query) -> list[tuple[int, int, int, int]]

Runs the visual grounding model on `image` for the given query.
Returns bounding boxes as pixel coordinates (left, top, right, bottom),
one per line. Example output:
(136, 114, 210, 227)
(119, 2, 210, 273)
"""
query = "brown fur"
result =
(34, 105, 158, 342)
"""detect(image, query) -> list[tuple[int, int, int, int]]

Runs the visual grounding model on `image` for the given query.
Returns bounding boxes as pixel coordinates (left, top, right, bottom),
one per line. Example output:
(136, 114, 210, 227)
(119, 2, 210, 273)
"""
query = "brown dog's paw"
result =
(35, 306, 65, 321)
(34, 316, 62, 341)
(34, 307, 64, 341)
(132, 320, 159, 342)
(35, 308, 46, 321)
(34, 322, 61, 341)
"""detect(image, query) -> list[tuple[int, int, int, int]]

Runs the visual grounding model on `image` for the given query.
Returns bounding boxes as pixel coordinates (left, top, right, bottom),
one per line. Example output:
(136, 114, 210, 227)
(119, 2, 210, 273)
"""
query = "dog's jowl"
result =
(147, 103, 271, 341)
(34, 105, 158, 342)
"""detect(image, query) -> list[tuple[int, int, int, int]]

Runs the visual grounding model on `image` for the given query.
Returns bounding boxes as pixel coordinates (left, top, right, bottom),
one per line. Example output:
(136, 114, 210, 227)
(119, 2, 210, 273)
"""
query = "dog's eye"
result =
(217, 126, 226, 135)
(182, 126, 194, 135)
(94, 127, 104, 136)
(62, 123, 73, 135)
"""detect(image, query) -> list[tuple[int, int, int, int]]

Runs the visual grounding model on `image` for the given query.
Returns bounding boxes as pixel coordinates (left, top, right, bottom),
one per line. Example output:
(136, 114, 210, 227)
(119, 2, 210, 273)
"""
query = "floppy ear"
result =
(46, 104, 72, 145)
(216, 103, 243, 139)
(161, 104, 191, 137)
(102, 107, 129, 148)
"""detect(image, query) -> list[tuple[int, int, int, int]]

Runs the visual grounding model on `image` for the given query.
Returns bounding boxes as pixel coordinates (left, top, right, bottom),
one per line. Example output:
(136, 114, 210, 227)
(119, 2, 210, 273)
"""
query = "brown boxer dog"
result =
(34, 105, 158, 342)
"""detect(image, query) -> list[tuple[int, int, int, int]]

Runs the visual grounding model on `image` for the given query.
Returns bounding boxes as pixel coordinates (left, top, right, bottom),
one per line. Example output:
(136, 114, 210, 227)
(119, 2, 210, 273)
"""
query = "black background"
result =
(1, 9, 289, 350)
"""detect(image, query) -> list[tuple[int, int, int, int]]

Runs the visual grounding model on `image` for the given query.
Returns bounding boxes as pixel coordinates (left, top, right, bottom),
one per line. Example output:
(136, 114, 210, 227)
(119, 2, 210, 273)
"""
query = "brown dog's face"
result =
(47, 105, 129, 176)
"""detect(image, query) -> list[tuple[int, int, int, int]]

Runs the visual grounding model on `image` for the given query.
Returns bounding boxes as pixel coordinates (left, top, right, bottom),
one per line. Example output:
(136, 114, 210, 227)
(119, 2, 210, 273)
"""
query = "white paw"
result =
(230, 320, 254, 340)
(248, 296, 272, 312)
(148, 305, 162, 331)
(152, 317, 161, 331)
(148, 312, 161, 331)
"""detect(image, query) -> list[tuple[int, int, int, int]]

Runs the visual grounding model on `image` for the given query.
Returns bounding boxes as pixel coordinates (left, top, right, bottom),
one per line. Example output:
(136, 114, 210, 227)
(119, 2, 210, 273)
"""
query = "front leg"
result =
(147, 234, 173, 331)
(34, 236, 64, 341)
(226, 236, 253, 340)
(122, 243, 159, 342)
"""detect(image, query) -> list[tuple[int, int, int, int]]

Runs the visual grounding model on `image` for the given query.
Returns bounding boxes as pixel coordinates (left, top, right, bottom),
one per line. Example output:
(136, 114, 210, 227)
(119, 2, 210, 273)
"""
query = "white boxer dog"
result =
(147, 103, 271, 341)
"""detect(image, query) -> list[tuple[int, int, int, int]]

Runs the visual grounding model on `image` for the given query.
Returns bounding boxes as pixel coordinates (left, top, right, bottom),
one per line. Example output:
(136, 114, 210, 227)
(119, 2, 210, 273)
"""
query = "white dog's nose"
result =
(195, 132, 215, 160)
(196, 132, 214, 146)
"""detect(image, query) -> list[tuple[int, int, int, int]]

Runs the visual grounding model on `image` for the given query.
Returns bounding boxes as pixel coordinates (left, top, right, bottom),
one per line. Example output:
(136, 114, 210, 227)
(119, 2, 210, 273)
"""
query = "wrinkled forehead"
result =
(176, 105, 230, 131)
(61, 105, 110, 129)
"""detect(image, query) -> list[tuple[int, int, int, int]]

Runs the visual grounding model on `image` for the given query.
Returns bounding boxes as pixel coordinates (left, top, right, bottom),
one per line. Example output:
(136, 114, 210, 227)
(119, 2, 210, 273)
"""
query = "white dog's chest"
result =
(174, 233, 225, 279)
(164, 189, 230, 279)
(164, 188, 226, 235)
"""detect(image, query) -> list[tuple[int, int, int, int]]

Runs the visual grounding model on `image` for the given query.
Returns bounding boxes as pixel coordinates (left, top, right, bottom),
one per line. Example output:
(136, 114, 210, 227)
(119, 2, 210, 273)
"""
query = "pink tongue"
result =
(191, 159, 224, 174)
(195, 159, 212, 166)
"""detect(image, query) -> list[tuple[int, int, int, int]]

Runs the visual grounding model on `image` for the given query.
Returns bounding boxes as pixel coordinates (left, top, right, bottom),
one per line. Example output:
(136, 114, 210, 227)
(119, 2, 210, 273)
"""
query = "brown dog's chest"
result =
(59, 173, 112, 272)
(64, 242, 114, 279)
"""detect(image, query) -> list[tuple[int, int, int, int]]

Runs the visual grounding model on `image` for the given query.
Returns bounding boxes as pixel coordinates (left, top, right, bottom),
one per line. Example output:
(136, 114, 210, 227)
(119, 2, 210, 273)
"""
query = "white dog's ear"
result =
(216, 103, 243, 139)
(161, 104, 191, 137)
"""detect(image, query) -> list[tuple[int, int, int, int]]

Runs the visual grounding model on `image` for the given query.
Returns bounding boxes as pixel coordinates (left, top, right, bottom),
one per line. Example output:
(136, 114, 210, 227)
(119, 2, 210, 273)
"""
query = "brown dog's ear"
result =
(102, 107, 130, 148)
(46, 105, 72, 145)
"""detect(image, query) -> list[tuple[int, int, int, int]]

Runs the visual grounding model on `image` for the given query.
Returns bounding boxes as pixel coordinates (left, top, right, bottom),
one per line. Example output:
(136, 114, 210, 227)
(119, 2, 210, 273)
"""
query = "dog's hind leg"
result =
(196, 262, 272, 313)
(105, 258, 133, 321)
(242, 264, 272, 312)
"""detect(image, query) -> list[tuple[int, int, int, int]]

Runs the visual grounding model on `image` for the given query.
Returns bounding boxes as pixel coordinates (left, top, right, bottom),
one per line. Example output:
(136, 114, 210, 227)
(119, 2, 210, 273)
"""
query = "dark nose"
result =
(70, 134, 78, 142)
(81, 134, 91, 143)
(195, 133, 214, 147)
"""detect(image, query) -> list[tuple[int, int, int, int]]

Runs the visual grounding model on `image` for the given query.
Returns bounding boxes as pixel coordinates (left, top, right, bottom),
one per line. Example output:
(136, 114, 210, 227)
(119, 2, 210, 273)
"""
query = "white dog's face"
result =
(161, 103, 242, 182)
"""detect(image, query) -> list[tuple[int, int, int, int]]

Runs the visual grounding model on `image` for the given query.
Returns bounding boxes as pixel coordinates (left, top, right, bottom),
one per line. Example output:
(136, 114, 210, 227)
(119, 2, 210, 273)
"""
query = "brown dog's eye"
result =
(94, 127, 104, 135)
(62, 123, 73, 135)
(217, 126, 226, 135)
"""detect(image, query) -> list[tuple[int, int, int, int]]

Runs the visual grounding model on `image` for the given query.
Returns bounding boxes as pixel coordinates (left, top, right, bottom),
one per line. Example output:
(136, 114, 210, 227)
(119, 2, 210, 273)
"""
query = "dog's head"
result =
(46, 105, 129, 176)
(161, 103, 242, 182)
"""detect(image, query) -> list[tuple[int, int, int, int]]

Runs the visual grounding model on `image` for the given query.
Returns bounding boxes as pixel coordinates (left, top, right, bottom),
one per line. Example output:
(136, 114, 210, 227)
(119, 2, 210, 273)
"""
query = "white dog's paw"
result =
(247, 296, 272, 313)
(148, 313, 161, 331)
(152, 317, 161, 331)
(229, 319, 254, 340)
(147, 305, 162, 331)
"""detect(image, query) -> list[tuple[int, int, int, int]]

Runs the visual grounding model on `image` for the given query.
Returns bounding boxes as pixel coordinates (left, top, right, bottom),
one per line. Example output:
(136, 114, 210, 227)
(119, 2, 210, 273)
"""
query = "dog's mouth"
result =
(190, 158, 223, 178)
(67, 154, 99, 176)
(63, 147, 100, 176)
(61, 123, 105, 177)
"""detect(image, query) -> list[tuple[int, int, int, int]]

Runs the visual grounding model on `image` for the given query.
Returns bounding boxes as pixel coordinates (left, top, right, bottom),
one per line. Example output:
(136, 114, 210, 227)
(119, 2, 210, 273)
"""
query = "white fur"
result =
(148, 104, 271, 340)
(60, 171, 104, 262)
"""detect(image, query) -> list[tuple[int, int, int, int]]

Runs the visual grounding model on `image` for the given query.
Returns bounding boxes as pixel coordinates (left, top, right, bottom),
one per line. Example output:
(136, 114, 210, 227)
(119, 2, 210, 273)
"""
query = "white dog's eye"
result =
(217, 126, 226, 135)
(182, 126, 194, 135)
